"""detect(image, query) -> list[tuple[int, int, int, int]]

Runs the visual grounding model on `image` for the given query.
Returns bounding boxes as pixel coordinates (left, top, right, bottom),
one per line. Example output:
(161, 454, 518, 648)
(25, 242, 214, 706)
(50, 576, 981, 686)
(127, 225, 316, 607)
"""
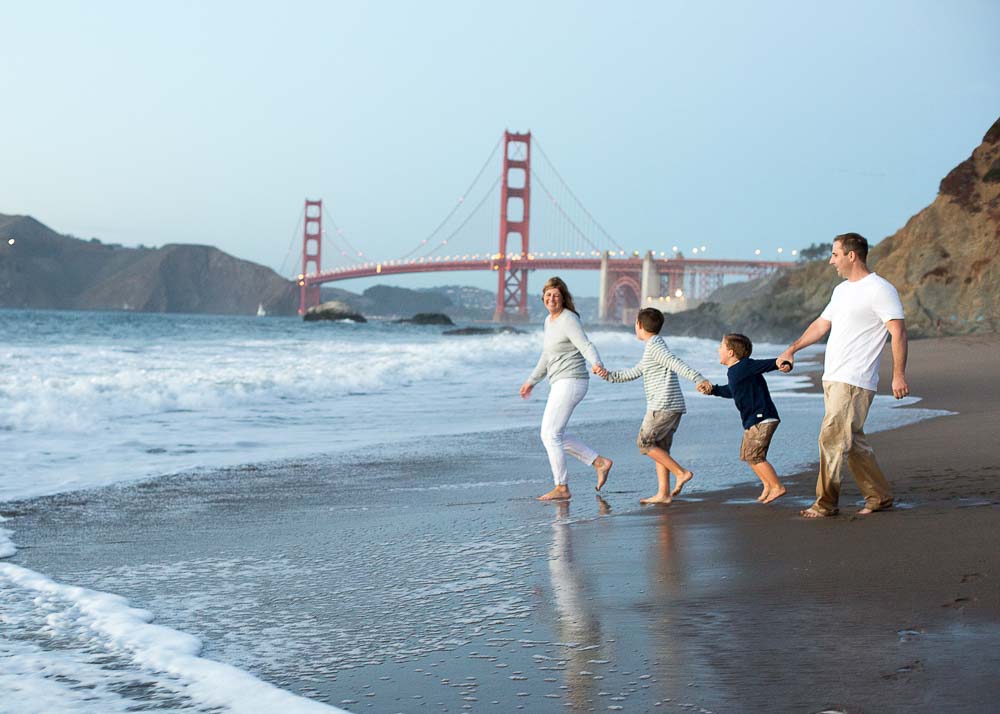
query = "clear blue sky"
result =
(2, 1, 998, 295)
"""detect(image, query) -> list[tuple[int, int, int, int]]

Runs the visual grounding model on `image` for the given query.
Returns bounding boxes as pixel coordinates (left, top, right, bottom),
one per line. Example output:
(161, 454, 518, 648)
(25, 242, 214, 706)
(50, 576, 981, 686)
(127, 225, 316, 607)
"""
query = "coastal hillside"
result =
(0, 214, 297, 315)
(663, 115, 1000, 341)
(321, 283, 601, 322)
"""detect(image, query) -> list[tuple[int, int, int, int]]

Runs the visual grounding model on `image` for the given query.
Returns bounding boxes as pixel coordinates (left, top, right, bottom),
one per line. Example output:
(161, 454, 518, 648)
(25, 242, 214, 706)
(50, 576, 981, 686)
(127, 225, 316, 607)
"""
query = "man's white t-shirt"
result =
(820, 272, 904, 391)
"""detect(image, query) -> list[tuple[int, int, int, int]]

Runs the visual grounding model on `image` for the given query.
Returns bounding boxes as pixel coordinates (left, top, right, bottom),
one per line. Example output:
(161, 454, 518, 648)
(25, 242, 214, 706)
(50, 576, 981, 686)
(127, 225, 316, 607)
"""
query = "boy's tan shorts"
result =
(740, 420, 779, 465)
(636, 410, 682, 455)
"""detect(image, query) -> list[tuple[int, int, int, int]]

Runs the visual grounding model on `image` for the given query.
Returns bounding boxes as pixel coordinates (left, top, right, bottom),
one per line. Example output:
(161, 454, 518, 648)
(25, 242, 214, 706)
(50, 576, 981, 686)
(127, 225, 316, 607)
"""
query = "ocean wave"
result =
(0, 562, 347, 714)
(0, 328, 706, 435)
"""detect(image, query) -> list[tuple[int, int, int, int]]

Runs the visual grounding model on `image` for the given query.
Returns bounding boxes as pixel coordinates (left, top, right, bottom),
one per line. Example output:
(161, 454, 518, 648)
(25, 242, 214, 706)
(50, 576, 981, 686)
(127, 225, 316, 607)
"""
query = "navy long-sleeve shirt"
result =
(710, 358, 781, 429)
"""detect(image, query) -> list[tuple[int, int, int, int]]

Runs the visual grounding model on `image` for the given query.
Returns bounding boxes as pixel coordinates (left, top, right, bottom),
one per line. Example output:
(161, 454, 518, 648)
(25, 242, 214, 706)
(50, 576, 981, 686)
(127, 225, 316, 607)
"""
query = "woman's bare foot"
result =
(670, 471, 693, 497)
(593, 456, 613, 491)
(762, 486, 786, 504)
(539, 485, 571, 501)
(640, 494, 672, 505)
(756, 486, 769, 502)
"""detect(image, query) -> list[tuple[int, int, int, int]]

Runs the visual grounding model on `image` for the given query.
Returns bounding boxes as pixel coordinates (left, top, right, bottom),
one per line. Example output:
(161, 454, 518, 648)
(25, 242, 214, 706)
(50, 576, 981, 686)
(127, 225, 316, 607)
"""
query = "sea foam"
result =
(0, 561, 348, 713)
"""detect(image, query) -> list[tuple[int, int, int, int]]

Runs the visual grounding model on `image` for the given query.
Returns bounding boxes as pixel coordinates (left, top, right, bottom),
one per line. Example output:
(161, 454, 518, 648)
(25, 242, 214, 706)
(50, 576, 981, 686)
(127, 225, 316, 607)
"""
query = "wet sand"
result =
(4, 334, 999, 712)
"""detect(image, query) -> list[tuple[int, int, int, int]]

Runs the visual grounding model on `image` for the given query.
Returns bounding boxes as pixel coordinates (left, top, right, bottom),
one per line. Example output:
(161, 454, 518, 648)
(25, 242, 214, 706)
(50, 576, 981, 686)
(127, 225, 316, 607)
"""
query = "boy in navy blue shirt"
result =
(697, 334, 792, 504)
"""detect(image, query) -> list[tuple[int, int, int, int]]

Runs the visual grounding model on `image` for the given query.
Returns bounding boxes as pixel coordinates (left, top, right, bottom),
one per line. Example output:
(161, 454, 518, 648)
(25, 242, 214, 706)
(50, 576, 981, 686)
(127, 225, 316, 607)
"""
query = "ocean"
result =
(0, 309, 948, 712)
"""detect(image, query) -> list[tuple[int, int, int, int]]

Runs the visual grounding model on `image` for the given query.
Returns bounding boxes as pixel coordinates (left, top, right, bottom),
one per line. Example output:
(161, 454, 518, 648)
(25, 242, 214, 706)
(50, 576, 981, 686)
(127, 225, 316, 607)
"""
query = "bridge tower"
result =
(493, 131, 531, 322)
(298, 199, 323, 315)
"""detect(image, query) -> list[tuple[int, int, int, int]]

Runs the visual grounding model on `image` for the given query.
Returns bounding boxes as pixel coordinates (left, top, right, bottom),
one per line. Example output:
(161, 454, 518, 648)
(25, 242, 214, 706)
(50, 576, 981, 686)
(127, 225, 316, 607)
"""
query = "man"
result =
(777, 233, 909, 518)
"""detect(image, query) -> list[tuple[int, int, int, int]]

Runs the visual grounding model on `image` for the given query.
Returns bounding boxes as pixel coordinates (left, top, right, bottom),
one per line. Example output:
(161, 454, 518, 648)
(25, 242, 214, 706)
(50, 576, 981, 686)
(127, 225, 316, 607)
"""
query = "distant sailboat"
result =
(256, 303, 267, 317)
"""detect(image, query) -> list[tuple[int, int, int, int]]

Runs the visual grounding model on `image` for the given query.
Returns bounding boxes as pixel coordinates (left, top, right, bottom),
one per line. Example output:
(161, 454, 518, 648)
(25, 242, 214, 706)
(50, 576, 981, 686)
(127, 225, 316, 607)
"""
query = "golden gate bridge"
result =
(291, 131, 792, 322)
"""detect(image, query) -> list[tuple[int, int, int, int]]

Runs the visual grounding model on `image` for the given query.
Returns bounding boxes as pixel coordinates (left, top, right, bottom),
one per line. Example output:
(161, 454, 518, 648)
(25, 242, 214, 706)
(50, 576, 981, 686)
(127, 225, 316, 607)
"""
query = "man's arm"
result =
(886, 319, 909, 399)
(777, 317, 831, 368)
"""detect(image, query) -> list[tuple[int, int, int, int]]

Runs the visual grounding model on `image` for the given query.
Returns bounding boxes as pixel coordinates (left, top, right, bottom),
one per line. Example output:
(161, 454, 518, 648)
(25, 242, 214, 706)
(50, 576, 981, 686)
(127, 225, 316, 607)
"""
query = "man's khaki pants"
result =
(811, 381, 894, 515)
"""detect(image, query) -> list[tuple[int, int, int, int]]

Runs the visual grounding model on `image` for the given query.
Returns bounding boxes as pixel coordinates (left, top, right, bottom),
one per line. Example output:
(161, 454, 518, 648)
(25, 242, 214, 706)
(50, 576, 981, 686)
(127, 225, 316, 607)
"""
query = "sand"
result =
(4, 334, 998, 712)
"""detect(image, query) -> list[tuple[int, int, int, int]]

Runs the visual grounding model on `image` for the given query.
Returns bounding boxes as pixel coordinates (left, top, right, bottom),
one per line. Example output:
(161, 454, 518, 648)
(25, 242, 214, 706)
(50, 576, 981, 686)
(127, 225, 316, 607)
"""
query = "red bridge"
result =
(292, 132, 793, 322)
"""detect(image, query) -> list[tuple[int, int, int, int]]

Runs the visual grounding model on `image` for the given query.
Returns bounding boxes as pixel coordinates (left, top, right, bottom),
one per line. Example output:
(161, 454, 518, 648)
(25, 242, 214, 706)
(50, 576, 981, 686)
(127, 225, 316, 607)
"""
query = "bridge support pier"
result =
(640, 251, 658, 305)
(597, 252, 609, 322)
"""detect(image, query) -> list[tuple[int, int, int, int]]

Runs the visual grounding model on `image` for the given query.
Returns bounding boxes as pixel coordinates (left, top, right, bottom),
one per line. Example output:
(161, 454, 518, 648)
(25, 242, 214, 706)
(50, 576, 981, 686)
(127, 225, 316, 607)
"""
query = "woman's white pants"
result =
(540, 378, 598, 486)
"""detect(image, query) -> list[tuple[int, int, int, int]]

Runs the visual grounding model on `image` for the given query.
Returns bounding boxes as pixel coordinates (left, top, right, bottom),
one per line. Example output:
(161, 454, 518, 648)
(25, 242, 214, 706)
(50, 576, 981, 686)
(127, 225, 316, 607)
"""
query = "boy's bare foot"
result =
(800, 506, 834, 518)
(538, 485, 571, 501)
(756, 487, 769, 502)
(670, 471, 693, 497)
(762, 486, 786, 504)
(594, 456, 613, 491)
(639, 494, 672, 505)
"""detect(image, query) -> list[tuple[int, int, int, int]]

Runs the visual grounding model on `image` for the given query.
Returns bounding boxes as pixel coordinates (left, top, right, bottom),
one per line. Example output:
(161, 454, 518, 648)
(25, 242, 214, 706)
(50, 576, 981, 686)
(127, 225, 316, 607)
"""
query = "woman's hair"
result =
(542, 276, 578, 315)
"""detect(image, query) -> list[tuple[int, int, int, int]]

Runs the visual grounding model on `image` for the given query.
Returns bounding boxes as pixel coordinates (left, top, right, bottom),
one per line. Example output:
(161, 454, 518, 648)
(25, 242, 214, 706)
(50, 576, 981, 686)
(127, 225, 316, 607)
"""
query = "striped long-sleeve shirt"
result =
(605, 335, 705, 413)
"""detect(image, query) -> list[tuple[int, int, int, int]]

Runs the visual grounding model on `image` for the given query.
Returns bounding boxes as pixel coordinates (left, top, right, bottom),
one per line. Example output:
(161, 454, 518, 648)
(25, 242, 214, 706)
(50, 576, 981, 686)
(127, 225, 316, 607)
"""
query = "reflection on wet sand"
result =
(546, 498, 610, 709)
(647, 509, 686, 694)
(646, 510, 729, 703)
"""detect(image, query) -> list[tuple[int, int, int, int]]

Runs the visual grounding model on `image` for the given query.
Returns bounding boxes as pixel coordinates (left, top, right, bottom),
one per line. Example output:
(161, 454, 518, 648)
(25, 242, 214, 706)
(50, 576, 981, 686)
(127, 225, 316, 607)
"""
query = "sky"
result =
(2, 1, 998, 296)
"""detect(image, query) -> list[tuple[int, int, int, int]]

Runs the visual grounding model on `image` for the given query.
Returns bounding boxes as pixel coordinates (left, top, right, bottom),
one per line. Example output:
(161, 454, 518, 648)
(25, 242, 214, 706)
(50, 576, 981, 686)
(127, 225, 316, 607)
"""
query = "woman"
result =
(520, 277, 614, 500)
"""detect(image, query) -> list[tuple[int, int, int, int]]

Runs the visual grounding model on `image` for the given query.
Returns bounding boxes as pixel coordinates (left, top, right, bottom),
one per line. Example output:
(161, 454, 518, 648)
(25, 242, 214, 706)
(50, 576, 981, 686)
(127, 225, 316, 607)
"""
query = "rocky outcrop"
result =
(0, 214, 298, 315)
(870, 116, 1000, 336)
(302, 300, 367, 322)
(663, 116, 1000, 341)
(443, 325, 527, 336)
(395, 313, 454, 325)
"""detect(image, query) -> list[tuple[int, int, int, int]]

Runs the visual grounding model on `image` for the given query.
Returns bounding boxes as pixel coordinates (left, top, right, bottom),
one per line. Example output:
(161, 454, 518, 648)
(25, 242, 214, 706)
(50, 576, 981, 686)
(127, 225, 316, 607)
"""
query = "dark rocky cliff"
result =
(662, 116, 1000, 342)
(0, 214, 297, 315)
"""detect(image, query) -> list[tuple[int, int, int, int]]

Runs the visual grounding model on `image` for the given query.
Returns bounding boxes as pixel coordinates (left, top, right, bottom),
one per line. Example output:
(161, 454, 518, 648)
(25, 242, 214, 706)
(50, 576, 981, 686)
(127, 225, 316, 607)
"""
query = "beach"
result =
(2, 330, 997, 712)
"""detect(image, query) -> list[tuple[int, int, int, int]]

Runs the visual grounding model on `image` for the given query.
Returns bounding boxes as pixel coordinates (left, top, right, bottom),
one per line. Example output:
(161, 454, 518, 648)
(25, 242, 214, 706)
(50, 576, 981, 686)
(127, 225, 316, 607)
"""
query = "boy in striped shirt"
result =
(594, 308, 712, 504)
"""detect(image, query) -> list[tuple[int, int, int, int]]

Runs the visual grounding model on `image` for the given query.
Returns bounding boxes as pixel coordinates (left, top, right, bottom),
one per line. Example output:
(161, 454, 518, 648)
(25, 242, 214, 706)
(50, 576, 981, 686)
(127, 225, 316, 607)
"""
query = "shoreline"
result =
(1, 334, 997, 712)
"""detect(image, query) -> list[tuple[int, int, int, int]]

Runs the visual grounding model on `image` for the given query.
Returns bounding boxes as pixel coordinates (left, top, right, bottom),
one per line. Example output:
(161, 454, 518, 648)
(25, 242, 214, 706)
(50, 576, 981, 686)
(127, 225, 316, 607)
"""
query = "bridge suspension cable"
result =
(322, 207, 368, 262)
(397, 134, 504, 260)
(421, 174, 501, 258)
(279, 202, 305, 278)
(532, 136, 626, 254)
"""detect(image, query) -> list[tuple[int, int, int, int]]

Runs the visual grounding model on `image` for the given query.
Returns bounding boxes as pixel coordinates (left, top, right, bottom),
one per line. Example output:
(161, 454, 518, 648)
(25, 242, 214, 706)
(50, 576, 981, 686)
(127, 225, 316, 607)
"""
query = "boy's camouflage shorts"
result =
(636, 410, 682, 455)
(740, 420, 779, 465)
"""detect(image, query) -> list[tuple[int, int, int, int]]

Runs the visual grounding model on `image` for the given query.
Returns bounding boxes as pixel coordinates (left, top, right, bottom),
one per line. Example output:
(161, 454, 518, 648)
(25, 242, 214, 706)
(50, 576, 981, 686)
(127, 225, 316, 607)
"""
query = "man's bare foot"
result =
(762, 486, 786, 504)
(594, 456, 613, 491)
(538, 485, 571, 501)
(639, 494, 672, 505)
(756, 487, 769, 502)
(800, 506, 833, 518)
(859, 501, 892, 515)
(670, 471, 693, 497)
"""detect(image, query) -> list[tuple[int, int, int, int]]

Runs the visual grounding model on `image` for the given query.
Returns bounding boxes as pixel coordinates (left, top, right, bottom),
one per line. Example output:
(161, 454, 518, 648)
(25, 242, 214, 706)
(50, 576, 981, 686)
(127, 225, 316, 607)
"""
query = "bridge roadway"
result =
(302, 256, 791, 285)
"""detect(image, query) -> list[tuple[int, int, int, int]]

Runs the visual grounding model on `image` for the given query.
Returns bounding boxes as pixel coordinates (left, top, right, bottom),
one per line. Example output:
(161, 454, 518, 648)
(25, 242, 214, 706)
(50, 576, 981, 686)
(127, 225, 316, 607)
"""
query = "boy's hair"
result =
(834, 232, 869, 263)
(636, 307, 664, 334)
(541, 276, 579, 316)
(723, 333, 753, 360)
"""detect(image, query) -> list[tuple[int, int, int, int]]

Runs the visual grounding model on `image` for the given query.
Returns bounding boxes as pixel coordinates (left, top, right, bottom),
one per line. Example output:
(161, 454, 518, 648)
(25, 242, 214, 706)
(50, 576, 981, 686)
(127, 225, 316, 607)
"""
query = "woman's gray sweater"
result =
(527, 311, 602, 385)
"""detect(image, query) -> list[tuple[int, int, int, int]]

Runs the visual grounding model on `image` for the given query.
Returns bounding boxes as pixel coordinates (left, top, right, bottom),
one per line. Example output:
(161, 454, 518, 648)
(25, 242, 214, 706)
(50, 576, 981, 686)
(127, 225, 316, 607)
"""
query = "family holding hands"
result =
(521, 233, 909, 518)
